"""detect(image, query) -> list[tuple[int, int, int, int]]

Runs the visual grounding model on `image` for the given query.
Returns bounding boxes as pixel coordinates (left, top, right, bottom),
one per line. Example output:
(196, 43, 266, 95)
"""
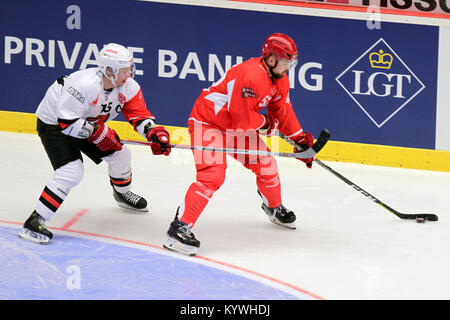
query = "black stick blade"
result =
(279, 129, 330, 159)
(398, 213, 439, 221)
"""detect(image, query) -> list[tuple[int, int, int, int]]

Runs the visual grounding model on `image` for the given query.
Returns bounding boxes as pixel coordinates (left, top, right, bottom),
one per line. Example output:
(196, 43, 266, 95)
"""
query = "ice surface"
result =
(1, 131, 449, 299)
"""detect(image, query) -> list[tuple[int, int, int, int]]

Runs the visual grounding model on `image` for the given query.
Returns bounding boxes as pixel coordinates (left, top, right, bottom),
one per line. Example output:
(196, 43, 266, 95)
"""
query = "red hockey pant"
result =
(178, 124, 281, 226)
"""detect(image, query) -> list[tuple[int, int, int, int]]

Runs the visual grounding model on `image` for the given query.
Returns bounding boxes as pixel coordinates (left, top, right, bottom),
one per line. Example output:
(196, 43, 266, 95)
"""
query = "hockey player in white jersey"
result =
(19, 43, 171, 244)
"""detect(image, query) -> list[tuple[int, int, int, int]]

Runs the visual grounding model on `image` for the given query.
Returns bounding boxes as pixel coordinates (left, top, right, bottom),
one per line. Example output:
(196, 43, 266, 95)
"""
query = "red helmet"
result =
(262, 33, 298, 61)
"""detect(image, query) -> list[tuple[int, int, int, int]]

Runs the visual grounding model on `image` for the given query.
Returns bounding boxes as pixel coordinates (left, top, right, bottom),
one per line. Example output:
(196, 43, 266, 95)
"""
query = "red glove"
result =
(258, 114, 279, 137)
(146, 126, 171, 156)
(88, 122, 122, 152)
(293, 132, 314, 168)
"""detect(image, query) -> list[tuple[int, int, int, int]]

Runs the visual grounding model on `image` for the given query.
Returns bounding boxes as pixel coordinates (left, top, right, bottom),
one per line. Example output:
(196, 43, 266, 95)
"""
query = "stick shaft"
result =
(123, 129, 330, 159)
(280, 133, 438, 221)
(122, 139, 308, 159)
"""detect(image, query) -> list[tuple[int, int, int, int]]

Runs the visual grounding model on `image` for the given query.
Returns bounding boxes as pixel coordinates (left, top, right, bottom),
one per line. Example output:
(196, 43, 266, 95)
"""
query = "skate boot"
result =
(18, 211, 53, 244)
(261, 203, 296, 229)
(257, 190, 296, 229)
(163, 209, 200, 256)
(113, 189, 148, 212)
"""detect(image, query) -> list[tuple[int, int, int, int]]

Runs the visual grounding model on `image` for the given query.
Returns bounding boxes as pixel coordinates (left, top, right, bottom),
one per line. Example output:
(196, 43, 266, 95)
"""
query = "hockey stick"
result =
(279, 132, 439, 222)
(122, 129, 329, 160)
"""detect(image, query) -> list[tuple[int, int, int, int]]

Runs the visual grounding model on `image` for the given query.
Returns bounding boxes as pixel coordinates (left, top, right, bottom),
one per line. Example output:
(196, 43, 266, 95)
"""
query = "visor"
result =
(279, 56, 298, 69)
(130, 63, 136, 78)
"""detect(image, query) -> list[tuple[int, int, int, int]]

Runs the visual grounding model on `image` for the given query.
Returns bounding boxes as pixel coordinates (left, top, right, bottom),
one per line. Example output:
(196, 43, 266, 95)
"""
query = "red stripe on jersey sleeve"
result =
(57, 118, 78, 130)
(122, 89, 155, 129)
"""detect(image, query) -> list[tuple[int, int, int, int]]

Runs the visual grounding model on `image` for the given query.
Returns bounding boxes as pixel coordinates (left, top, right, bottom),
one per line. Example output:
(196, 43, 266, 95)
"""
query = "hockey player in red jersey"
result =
(163, 33, 315, 256)
(19, 43, 171, 244)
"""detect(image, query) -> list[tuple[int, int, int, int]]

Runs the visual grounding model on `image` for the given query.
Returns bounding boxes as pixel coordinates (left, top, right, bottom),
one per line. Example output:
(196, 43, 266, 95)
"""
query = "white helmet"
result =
(98, 43, 135, 86)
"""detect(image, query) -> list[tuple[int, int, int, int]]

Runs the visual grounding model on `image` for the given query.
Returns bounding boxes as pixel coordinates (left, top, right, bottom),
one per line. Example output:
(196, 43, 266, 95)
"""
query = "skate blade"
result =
(163, 237, 198, 256)
(116, 202, 149, 213)
(268, 217, 296, 230)
(18, 228, 50, 244)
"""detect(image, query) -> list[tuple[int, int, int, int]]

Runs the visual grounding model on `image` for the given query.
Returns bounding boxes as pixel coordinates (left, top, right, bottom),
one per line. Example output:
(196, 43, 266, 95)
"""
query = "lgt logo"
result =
(336, 38, 425, 128)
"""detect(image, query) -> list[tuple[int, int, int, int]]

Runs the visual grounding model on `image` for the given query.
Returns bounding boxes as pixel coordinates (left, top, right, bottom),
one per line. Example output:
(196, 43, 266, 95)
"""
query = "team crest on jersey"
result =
(118, 93, 126, 104)
(241, 87, 257, 98)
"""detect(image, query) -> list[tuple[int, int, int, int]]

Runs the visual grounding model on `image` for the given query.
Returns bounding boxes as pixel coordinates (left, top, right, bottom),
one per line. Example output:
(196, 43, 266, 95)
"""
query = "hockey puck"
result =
(416, 217, 426, 223)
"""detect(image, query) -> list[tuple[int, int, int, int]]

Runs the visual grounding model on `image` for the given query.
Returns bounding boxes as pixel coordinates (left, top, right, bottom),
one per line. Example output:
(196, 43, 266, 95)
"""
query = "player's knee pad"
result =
(103, 145, 132, 178)
(196, 166, 226, 192)
(53, 159, 84, 191)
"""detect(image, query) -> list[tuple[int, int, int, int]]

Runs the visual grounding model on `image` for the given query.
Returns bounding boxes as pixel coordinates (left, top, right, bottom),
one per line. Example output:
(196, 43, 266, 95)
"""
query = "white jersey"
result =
(36, 68, 155, 139)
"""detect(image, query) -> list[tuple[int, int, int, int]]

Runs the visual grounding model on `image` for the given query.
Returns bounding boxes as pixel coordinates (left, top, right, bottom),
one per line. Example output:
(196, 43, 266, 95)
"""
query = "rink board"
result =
(2, 110, 449, 172)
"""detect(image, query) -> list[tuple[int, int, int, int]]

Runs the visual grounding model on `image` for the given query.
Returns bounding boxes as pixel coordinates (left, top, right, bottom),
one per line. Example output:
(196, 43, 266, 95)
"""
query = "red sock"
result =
(178, 182, 214, 226)
(257, 174, 281, 208)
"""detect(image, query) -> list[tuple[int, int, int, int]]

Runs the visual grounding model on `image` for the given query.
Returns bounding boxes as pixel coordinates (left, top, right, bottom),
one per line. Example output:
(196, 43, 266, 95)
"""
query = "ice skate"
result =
(163, 210, 200, 256)
(257, 190, 296, 229)
(261, 203, 296, 229)
(18, 211, 53, 244)
(113, 189, 148, 212)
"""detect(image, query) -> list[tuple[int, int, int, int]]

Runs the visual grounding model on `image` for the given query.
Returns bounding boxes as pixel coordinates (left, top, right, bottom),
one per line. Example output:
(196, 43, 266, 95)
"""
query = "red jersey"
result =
(188, 57, 304, 139)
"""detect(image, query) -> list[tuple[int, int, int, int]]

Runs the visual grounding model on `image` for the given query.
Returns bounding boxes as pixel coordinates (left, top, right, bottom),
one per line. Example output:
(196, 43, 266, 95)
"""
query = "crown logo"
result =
(369, 49, 393, 69)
